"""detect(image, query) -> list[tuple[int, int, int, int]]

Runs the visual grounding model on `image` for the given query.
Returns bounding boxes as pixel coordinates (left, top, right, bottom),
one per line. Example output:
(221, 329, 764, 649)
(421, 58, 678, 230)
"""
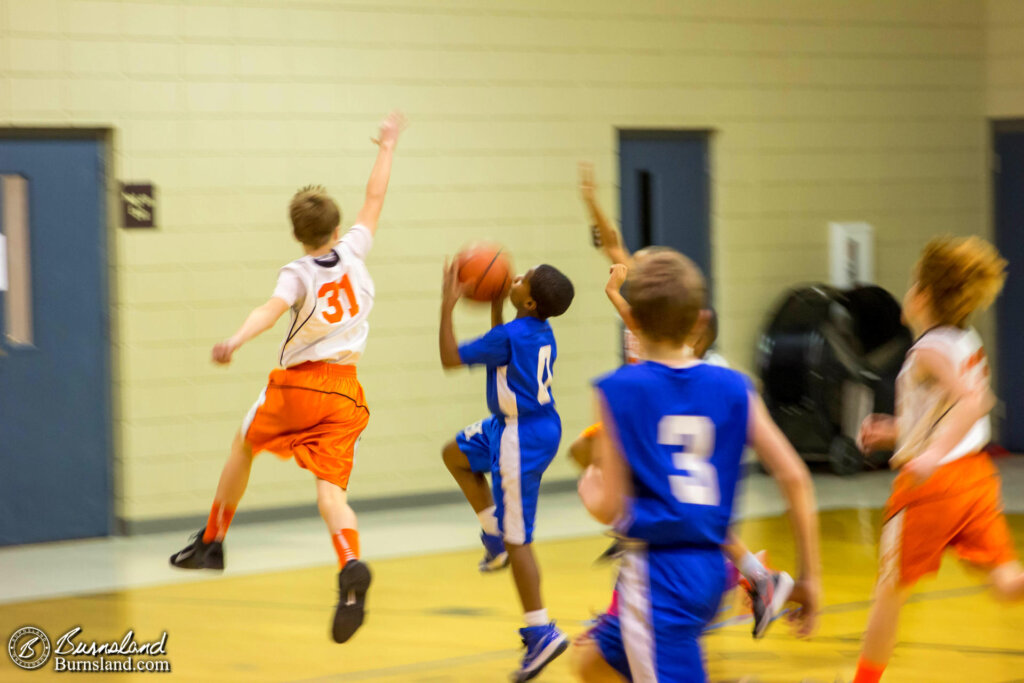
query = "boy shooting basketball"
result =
(852, 236, 1024, 683)
(439, 259, 575, 682)
(169, 111, 406, 645)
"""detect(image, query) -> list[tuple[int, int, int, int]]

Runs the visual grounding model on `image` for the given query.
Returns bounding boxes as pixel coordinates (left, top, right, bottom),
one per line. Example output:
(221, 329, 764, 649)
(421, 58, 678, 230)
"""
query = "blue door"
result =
(618, 131, 712, 284)
(0, 137, 112, 545)
(994, 129, 1024, 451)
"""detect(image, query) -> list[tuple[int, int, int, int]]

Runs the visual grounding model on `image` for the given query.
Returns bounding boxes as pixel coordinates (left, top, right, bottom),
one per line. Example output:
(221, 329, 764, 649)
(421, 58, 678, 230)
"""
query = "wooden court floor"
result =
(2, 510, 1023, 682)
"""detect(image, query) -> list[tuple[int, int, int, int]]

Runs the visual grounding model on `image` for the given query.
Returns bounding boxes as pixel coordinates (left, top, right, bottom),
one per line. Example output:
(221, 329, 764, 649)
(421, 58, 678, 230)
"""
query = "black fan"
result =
(756, 285, 912, 475)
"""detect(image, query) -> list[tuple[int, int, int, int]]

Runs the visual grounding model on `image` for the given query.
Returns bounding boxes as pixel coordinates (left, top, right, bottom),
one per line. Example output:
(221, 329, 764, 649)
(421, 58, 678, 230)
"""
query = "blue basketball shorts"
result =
(587, 546, 726, 682)
(455, 413, 561, 545)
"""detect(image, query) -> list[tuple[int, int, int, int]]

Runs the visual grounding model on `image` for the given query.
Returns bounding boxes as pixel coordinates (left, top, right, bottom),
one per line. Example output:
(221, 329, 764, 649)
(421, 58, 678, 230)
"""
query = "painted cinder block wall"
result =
(0, 0, 998, 523)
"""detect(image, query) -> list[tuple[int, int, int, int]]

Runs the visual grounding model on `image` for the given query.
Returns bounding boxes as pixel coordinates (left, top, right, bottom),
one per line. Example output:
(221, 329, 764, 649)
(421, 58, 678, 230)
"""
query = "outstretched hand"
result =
(606, 263, 628, 291)
(786, 577, 820, 638)
(372, 110, 407, 148)
(857, 414, 897, 453)
(211, 338, 239, 365)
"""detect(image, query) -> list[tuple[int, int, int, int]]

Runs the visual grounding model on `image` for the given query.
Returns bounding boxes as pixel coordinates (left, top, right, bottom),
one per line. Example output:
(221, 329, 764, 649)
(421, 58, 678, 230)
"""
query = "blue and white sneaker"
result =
(479, 531, 509, 572)
(512, 622, 568, 682)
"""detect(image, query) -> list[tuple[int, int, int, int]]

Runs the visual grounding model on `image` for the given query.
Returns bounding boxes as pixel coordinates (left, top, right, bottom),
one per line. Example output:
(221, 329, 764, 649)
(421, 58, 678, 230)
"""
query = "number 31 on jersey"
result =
(318, 274, 359, 324)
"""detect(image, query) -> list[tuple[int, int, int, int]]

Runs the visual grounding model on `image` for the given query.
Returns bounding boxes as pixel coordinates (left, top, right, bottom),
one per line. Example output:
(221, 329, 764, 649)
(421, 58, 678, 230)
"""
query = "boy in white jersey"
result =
(852, 236, 1024, 683)
(170, 112, 405, 645)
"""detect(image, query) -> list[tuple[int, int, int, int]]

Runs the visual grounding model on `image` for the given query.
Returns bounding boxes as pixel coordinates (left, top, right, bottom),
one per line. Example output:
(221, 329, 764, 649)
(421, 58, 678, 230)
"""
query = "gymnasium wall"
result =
(0, 0, 993, 524)
(987, 0, 1024, 118)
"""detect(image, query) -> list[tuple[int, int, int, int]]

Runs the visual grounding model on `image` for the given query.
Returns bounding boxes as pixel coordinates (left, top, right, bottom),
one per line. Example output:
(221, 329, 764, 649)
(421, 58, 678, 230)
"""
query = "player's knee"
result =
(568, 436, 592, 469)
(231, 430, 253, 458)
(990, 562, 1024, 601)
(569, 638, 608, 682)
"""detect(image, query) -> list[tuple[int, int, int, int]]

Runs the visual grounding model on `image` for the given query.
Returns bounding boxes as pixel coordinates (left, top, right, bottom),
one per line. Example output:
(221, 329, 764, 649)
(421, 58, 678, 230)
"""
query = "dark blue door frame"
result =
(0, 128, 115, 545)
(993, 122, 1024, 451)
(617, 129, 713, 289)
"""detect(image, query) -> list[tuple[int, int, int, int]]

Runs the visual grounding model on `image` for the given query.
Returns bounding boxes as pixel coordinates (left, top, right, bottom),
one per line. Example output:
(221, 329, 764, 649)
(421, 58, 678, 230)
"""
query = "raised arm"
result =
(355, 111, 407, 235)
(212, 298, 291, 365)
(579, 162, 631, 266)
(748, 392, 821, 637)
(604, 264, 636, 331)
(439, 259, 464, 369)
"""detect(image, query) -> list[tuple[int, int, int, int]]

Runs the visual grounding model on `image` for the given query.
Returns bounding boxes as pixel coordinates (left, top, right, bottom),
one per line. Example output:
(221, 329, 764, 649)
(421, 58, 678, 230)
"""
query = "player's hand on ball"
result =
(373, 110, 407, 148)
(212, 339, 238, 365)
(442, 258, 465, 309)
(606, 263, 628, 291)
(787, 577, 820, 638)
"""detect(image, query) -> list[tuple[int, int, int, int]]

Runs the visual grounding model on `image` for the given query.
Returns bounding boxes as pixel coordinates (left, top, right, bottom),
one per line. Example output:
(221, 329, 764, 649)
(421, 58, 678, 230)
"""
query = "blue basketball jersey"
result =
(459, 316, 558, 419)
(595, 361, 751, 548)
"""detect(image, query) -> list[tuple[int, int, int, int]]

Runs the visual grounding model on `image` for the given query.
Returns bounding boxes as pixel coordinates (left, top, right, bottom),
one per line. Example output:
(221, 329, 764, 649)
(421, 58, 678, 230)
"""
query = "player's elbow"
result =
(771, 455, 812, 491)
(440, 352, 463, 370)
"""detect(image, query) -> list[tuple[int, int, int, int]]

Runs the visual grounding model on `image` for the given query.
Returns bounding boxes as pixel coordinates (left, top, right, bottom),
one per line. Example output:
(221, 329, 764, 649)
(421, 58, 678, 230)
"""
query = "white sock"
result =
(737, 551, 767, 581)
(477, 505, 499, 536)
(523, 609, 548, 627)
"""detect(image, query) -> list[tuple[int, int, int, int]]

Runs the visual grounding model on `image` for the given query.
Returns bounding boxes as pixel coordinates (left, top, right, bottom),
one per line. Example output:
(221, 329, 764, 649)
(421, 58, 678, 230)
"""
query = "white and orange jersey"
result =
(623, 327, 642, 364)
(894, 325, 990, 466)
(272, 224, 375, 368)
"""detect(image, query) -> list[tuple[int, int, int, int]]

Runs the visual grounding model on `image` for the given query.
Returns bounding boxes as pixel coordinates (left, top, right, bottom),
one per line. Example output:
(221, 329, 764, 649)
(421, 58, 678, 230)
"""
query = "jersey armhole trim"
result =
(280, 301, 318, 366)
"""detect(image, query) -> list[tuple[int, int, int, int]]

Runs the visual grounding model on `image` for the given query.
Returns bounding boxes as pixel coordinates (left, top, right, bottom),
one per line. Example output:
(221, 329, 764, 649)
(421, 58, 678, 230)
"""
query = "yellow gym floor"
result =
(2, 510, 1023, 682)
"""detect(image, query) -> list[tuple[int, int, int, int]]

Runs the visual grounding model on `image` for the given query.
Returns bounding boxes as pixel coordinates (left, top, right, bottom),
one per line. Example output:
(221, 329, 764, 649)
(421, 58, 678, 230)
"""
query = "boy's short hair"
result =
(627, 249, 706, 344)
(290, 185, 340, 248)
(529, 265, 575, 320)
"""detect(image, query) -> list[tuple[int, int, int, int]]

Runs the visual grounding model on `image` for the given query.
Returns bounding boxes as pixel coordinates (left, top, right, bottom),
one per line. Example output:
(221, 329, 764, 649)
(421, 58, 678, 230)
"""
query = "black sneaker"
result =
(169, 528, 224, 570)
(595, 531, 628, 564)
(332, 560, 372, 643)
(749, 570, 794, 639)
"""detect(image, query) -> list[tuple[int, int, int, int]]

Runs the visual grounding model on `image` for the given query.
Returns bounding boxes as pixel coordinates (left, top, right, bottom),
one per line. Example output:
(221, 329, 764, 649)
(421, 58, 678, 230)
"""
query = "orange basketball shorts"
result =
(879, 452, 1016, 586)
(242, 362, 369, 490)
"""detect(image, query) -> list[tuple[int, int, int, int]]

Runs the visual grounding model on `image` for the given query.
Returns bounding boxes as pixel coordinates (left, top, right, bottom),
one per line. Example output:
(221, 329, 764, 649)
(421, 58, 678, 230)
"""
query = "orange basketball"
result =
(456, 243, 512, 303)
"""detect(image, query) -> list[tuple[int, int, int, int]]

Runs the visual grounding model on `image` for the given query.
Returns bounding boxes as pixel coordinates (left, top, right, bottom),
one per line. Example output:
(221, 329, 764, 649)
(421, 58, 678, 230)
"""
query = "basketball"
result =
(455, 243, 512, 302)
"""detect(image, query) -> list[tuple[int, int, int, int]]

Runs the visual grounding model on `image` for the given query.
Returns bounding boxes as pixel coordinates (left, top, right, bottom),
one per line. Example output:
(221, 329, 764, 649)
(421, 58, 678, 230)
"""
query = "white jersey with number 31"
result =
(272, 224, 375, 368)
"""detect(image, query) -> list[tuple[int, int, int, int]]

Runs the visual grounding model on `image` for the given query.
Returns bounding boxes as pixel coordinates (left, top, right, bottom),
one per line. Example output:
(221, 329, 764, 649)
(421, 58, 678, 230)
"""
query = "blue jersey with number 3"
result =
(596, 361, 751, 548)
(459, 316, 557, 419)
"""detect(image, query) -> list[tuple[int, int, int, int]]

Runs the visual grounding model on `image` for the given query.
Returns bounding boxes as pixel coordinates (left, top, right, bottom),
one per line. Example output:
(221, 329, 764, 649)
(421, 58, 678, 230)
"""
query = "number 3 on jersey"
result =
(659, 415, 719, 506)
(536, 345, 553, 405)
(318, 274, 359, 324)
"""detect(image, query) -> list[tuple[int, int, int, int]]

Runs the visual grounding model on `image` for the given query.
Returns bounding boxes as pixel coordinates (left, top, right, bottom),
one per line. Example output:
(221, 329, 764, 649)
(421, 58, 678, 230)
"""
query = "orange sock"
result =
(202, 502, 236, 543)
(853, 656, 886, 683)
(332, 528, 360, 568)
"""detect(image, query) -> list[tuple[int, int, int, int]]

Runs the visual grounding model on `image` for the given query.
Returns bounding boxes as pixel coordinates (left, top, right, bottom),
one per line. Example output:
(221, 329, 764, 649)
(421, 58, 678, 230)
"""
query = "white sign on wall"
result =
(829, 222, 873, 288)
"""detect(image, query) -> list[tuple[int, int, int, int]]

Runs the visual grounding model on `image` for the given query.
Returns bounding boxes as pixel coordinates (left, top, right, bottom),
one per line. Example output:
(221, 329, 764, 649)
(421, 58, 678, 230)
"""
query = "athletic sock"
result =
(853, 656, 886, 683)
(523, 609, 548, 628)
(332, 528, 360, 568)
(477, 505, 499, 536)
(202, 502, 236, 543)
(737, 551, 768, 581)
